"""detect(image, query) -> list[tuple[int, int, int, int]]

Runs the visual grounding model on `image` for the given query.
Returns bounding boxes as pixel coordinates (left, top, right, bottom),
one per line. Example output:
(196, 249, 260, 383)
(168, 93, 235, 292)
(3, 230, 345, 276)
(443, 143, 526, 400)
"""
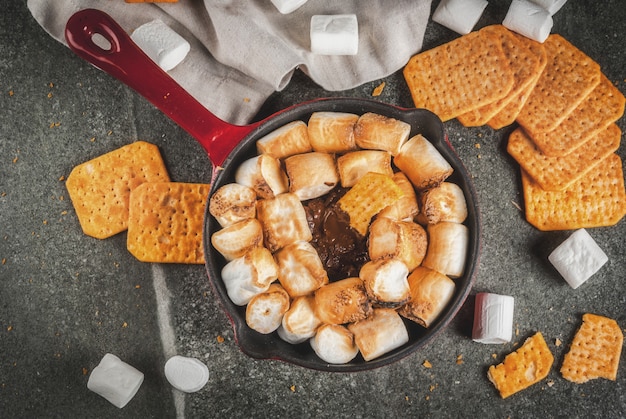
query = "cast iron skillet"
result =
(65, 9, 481, 372)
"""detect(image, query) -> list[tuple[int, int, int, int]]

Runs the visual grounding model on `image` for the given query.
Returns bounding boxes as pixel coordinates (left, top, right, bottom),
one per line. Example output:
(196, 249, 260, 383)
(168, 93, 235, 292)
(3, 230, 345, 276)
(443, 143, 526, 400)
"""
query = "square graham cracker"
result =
(488, 332, 554, 399)
(507, 124, 621, 191)
(403, 29, 514, 122)
(516, 34, 601, 134)
(66, 141, 170, 239)
(561, 313, 623, 384)
(127, 182, 211, 264)
(457, 26, 544, 127)
(526, 74, 625, 157)
(522, 153, 626, 231)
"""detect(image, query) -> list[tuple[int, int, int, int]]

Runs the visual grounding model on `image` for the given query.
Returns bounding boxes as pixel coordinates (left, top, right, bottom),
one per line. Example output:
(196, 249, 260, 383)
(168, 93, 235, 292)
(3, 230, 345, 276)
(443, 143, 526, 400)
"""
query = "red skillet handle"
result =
(64, 8, 255, 168)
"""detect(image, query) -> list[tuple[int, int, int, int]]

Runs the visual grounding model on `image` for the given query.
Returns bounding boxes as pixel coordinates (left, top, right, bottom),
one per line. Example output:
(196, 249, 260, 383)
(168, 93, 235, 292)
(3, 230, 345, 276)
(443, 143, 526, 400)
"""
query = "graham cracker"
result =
(338, 172, 404, 236)
(66, 141, 170, 239)
(522, 153, 626, 231)
(487, 332, 554, 399)
(457, 26, 544, 127)
(487, 34, 547, 130)
(561, 313, 623, 383)
(403, 29, 514, 122)
(527, 74, 626, 157)
(127, 182, 210, 264)
(516, 34, 601, 134)
(507, 124, 621, 191)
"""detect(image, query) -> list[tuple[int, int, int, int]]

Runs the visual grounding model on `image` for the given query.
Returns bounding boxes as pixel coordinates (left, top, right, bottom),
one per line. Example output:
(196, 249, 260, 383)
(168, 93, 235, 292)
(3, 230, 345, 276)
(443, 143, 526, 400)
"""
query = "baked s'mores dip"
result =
(209, 111, 471, 364)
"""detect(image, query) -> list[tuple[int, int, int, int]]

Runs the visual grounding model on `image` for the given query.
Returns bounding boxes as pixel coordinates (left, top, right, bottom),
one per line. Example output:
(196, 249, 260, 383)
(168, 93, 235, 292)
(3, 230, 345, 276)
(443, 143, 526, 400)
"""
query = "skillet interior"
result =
(204, 98, 481, 372)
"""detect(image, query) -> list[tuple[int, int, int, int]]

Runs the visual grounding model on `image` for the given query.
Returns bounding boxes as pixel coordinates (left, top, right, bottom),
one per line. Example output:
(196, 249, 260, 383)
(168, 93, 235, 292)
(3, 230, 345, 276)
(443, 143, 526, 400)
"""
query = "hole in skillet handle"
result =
(203, 98, 481, 372)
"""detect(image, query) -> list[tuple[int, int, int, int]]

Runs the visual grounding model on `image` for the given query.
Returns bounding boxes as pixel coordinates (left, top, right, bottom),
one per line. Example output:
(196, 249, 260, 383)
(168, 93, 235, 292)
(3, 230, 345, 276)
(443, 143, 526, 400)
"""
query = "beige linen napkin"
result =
(27, 0, 432, 124)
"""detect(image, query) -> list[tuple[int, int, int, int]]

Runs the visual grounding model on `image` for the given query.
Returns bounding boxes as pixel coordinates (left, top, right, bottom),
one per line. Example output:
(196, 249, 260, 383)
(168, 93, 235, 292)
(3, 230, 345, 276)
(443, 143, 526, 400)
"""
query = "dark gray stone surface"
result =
(1, 0, 624, 417)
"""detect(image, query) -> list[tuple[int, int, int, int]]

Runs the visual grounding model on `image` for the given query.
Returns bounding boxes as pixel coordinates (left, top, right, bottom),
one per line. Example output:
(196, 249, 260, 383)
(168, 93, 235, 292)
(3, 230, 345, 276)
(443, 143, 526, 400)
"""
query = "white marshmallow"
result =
(548, 229, 608, 289)
(270, 0, 308, 14)
(432, 0, 489, 35)
(87, 353, 144, 408)
(472, 293, 515, 344)
(530, 0, 568, 15)
(164, 356, 209, 393)
(503, 0, 553, 43)
(310, 15, 358, 56)
(131, 19, 190, 71)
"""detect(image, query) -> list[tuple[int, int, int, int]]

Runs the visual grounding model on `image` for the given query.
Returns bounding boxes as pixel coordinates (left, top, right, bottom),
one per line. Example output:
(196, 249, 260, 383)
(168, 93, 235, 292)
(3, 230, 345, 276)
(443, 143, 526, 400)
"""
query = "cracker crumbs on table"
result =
(422, 360, 432, 368)
(372, 81, 385, 97)
(122, 322, 128, 328)
(555, 338, 562, 347)
(456, 354, 464, 365)
(8, 90, 14, 96)
(290, 385, 296, 392)
(216, 335, 225, 343)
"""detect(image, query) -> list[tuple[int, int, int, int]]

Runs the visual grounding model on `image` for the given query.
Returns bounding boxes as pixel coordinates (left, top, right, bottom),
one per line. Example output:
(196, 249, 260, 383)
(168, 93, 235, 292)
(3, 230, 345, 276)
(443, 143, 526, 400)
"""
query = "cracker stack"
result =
(403, 27, 626, 231)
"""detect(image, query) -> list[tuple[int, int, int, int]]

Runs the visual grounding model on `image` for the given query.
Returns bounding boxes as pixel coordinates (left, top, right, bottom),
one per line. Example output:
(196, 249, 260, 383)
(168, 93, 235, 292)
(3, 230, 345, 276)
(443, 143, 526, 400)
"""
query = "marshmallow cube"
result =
(164, 355, 209, 393)
(472, 293, 515, 344)
(310, 15, 359, 56)
(503, 0, 553, 43)
(530, 0, 568, 15)
(432, 0, 489, 35)
(87, 353, 144, 408)
(271, 0, 308, 14)
(548, 229, 608, 289)
(131, 19, 190, 71)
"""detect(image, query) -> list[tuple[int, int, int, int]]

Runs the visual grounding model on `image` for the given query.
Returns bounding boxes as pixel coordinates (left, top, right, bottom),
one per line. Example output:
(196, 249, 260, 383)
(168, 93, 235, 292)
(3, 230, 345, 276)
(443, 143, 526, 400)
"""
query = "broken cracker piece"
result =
(488, 332, 554, 398)
(561, 313, 623, 384)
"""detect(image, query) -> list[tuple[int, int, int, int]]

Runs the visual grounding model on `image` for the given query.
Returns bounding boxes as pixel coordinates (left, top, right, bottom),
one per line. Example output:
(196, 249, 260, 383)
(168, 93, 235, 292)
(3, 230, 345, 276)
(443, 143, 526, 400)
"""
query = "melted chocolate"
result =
(304, 187, 369, 282)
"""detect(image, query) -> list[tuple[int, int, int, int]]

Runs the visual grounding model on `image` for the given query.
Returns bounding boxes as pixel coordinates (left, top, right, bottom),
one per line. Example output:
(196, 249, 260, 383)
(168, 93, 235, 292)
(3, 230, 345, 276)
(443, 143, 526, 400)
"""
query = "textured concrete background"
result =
(1, 0, 625, 417)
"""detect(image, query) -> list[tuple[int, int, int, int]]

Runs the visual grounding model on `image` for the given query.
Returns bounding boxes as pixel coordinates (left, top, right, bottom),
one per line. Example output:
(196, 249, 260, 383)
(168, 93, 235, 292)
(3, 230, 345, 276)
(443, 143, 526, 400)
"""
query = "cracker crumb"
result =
(2, 258, 6, 265)
(474, 143, 481, 149)
(122, 322, 128, 328)
(243, 97, 251, 103)
(422, 360, 432, 368)
(555, 338, 562, 347)
(135, 284, 141, 289)
(456, 354, 464, 365)
(9, 90, 14, 96)
(12, 156, 18, 164)
(59, 175, 65, 181)
(7, 325, 12, 331)
(372, 82, 385, 97)
(216, 335, 225, 343)
(82, 367, 88, 375)
(290, 385, 296, 392)
(47, 92, 53, 99)
(511, 200, 522, 212)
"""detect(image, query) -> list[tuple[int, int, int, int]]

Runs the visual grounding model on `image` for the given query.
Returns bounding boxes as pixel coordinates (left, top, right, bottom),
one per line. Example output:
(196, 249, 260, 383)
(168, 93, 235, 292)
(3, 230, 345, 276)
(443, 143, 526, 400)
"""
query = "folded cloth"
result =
(27, 0, 432, 125)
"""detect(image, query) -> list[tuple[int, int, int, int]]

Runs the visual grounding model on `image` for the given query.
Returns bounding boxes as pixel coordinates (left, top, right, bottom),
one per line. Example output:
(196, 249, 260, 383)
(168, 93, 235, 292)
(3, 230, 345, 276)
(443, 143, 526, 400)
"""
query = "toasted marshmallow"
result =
(245, 283, 290, 334)
(256, 120, 312, 159)
(211, 218, 263, 261)
(221, 247, 279, 306)
(275, 241, 329, 297)
(307, 112, 359, 153)
(359, 259, 410, 308)
(336, 150, 393, 188)
(416, 182, 468, 225)
(209, 183, 257, 228)
(368, 217, 427, 273)
(394, 134, 453, 190)
(310, 324, 359, 364)
(353, 112, 411, 155)
(398, 266, 456, 328)
(348, 308, 409, 361)
(422, 222, 468, 278)
(235, 154, 288, 200)
(314, 277, 372, 325)
(285, 152, 339, 200)
(377, 172, 419, 222)
(256, 193, 312, 253)
(277, 295, 322, 344)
